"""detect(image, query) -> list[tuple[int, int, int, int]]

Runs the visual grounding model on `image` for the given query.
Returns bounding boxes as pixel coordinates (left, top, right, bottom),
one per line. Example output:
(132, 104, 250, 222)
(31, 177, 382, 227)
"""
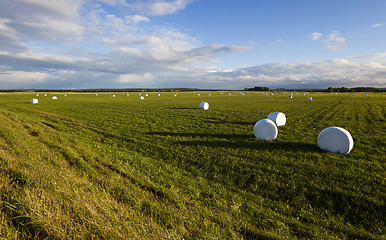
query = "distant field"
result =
(0, 91, 385, 239)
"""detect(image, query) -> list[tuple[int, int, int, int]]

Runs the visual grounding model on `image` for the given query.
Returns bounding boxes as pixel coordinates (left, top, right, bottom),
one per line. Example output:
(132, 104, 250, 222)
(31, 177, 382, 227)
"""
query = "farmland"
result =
(0, 91, 385, 239)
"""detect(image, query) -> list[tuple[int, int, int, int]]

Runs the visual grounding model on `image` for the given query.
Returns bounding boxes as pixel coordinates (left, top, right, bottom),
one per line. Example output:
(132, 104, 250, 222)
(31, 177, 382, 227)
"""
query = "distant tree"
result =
(244, 86, 270, 91)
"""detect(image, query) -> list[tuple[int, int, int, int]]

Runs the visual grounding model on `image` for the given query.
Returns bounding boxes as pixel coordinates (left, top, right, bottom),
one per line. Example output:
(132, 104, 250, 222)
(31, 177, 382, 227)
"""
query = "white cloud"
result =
(0, 18, 19, 40)
(325, 31, 347, 51)
(310, 32, 322, 40)
(125, 15, 150, 24)
(118, 73, 153, 83)
(15, 0, 82, 18)
(371, 23, 384, 28)
(330, 58, 360, 67)
(0, 71, 48, 83)
(133, 0, 194, 16)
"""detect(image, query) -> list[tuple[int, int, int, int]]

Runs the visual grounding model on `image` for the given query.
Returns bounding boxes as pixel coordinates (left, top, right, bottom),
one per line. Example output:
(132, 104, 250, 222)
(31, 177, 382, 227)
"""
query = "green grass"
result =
(0, 91, 385, 239)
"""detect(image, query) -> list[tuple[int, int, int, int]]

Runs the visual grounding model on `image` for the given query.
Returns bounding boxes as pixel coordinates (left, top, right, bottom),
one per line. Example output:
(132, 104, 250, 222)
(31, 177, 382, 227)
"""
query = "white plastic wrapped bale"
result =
(289, 95, 293, 98)
(112, 95, 115, 97)
(158, 94, 161, 96)
(52, 96, 57, 99)
(308, 97, 313, 101)
(317, 127, 354, 154)
(199, 102, 209, 110)
(31, 98, 38, 104)
(140, 96, 144, 100)
(253, 119, 278, 141)
(267, 112, 286, 126)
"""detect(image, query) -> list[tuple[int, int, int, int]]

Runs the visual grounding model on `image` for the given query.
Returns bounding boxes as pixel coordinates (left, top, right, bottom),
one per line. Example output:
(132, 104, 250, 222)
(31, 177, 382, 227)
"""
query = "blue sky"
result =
(0, 0, 385, 89)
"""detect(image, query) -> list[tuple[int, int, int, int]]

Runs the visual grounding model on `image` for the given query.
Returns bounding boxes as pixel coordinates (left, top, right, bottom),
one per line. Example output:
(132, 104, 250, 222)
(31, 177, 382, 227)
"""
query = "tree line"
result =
(244, 86, 385, 92)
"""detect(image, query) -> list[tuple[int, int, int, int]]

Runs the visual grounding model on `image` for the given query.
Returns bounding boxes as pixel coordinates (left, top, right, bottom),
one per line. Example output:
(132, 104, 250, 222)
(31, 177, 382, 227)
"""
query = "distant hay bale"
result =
(158, 94, 161, 96)
(140, 96, 144, 100)
(308, 97, 313, 101)
(31, 98, 38, 104)
(174, 94, 177, 97)
(317, 127, 354, 154)
(199, 102, 209, 110)
(44, 94, 47, 96)
(127, 94, 129, 96)
(267, 112, 286, 126)
(253, 119, 278, 141)
(112, 95, 115, 97)
(145, 94, 148, 96)
(36, 94, 39, 96)
(289, 95, 293, 98)
(52, 96, 57, 100)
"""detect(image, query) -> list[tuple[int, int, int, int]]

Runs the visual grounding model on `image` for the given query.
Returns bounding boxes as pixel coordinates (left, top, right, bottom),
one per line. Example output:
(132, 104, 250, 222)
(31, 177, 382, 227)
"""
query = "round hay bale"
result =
(199, 102, 209, 110)
(158, 94, 161, 96)
(267, 112, 286, 126)
(36, 94, 39, 96)
(139, 96, 144, 100)
(145, 94, 148, 96)
(52, 96, 57, 100)
(112, 95, 115, 97)
(308, 97, 313, 101)
(289, 95, 293, 98)
(253, 119, 278, 141)
(31, 98, 38, 104)
(317, 127, 353, 154)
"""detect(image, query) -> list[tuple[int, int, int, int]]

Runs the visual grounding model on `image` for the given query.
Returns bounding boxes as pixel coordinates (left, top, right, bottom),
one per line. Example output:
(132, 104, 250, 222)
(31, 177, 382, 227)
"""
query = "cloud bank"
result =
(0, 0, 385, 89)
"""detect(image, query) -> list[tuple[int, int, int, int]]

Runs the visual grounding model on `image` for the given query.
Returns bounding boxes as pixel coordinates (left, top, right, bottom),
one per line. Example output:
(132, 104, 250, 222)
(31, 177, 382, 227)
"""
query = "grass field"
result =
(0, 91, 385, 239)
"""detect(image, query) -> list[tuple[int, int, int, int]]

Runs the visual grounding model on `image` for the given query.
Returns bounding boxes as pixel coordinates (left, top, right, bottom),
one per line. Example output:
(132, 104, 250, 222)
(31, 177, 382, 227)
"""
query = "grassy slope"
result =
(0, 92, 385, 239)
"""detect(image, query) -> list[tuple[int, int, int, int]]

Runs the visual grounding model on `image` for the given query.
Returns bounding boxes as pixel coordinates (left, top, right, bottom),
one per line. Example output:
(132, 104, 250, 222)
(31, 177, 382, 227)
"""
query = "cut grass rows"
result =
(0, 92, 385, 239)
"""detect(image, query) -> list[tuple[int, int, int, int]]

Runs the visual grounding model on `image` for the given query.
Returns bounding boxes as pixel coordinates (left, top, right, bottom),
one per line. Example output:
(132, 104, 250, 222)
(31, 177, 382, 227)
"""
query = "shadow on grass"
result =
(149, 131, 250, 140)
(149, 131, 319, 153)
(168, 107, 197, 110)
(178, 140, 319, 152)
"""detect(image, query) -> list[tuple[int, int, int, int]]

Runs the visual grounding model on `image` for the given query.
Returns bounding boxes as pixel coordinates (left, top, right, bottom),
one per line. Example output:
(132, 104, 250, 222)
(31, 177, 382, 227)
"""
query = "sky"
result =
(0, 0, 385, 89)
